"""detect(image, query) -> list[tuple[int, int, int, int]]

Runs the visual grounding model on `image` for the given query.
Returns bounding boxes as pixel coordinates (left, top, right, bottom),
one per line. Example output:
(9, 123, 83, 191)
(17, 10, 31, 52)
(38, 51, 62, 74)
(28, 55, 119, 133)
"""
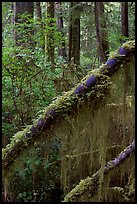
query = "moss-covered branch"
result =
(63, 139, 135, 202)
(2, 40, 135, 170)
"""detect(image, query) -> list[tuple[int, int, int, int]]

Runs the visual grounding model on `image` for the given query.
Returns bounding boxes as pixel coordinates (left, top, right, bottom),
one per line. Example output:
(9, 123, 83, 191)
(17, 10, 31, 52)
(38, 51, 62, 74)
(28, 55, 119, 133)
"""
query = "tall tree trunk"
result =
(46, 2, 55, 68)
(13, 2, 34, 47)
(121, 2, 128, 39)
(35, 2, 45, 52)
(94, 2, 109, 63)
(69, 2, 80, 65)
(11, 2, 15, 43)
(69, 3, 73, 63)
(55, 2, 67, 60)
(36, 2, 42, 19)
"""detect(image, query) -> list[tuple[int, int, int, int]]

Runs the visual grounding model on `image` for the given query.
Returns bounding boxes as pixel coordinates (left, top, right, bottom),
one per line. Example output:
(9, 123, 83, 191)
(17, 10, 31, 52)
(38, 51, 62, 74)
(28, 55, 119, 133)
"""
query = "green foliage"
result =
(45, 16, 66, 59)
(5, 137, 61, 202)
(2, 11, 60, 146)
(2, 2, 135, 202)
(105, 2, 135, 50)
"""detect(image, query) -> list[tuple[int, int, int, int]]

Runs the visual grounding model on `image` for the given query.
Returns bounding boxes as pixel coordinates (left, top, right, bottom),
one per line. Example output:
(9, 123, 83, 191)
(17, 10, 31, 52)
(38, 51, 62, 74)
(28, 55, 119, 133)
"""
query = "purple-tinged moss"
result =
(30, 125, 37, 135)
(106, 59, 117, 73)
(25, 133, 32, 139)
(85, 75, 97, 89)
(37, 118, 45, 129)
(46, 109, 56, 118)
(75, 84, 85, 95)
(118, 47, 129, 56)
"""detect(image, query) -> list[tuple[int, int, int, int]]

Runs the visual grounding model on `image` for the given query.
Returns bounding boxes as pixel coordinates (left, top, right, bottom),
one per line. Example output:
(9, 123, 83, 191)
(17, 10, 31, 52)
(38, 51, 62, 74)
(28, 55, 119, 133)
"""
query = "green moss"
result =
(122, 40, 135, 50)
(2, 41, 135, 180)
(123, 176, 135, 202)
(2, 49, 135, 203)
(106, 186, 125, 202)
(128, 178, 135, 196)
(108, 40, 135, 60)
(2, 70, 112, 167)
(63, 176, 91, 202)
(2, 125, 32, 161)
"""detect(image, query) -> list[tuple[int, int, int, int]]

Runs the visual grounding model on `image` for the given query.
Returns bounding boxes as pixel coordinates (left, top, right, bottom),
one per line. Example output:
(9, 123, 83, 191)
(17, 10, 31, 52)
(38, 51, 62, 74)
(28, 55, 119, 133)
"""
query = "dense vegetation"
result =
(2, 2, 135, 202)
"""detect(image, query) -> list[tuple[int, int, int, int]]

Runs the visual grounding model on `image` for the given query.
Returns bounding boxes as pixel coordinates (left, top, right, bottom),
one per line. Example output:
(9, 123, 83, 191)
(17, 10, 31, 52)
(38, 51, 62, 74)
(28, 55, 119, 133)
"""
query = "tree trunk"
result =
(13, 2, 34, 46)
(94, 2, 109, 63)
(46, 2, 55, 68)
(121, 2, 128, 39)
(69, 3, 73, 63)
(36, 2, 42, 19)
(35, 2, 45, 52)
(69, 2, 80, 65)
(55, 2, 67, 60)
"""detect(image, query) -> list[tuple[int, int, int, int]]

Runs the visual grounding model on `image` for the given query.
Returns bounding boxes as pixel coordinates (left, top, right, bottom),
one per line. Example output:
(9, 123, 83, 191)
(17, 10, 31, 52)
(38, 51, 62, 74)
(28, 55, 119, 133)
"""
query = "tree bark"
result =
(69, 2, 80, 65)
(46, 2, 55, 68)
(55, 2, 67, 60)
(94, 2, 109, 63)
(121, 2, 128, 39)
(13, 2, 34, 46)
(36, 2, 42, 19)
(69, 3, 73, 63)
(35, 2, 45, 52)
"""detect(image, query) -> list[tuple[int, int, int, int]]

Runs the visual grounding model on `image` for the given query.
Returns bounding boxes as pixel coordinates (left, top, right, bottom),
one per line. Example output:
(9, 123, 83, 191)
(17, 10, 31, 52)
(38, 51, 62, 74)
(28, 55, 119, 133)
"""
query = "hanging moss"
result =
(2, 40, 135, 202)
(3, 42, 134, 160)
(60, 46, 134, 197)
(63, 143, 135, 202)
